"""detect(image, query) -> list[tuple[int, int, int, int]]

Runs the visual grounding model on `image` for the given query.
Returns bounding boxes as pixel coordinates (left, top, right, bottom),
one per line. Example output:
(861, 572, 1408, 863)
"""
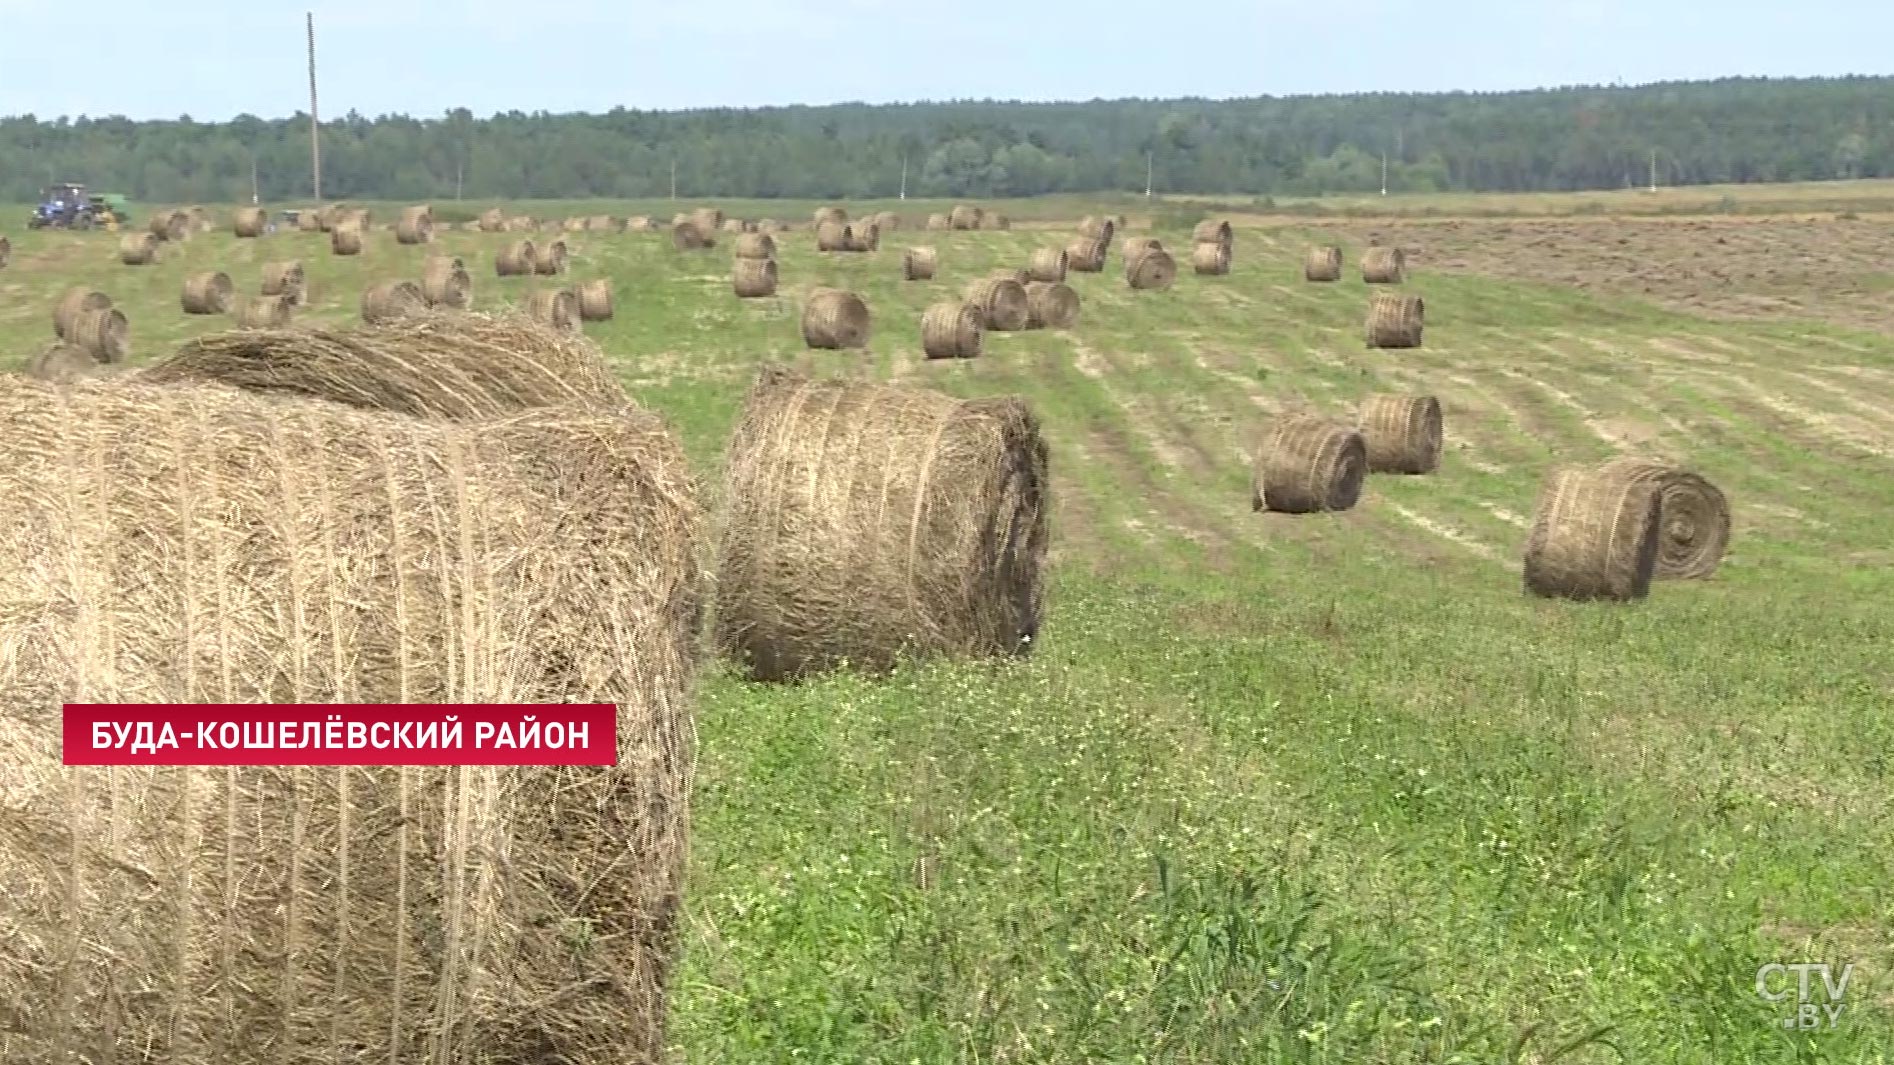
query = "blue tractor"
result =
(27, 182, 119, 230)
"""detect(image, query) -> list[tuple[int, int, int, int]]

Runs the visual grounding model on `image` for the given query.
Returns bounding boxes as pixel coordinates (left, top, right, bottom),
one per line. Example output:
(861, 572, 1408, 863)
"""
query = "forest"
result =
(1, 76, 1890, 203)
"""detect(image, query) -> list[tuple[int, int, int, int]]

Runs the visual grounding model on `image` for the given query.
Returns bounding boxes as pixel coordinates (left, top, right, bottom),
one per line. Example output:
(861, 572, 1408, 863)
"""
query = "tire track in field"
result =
(1682, 366, 1894, 459)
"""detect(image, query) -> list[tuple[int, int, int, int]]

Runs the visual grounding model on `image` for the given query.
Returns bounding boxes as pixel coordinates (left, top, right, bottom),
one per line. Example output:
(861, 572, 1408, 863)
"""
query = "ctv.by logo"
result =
(1756, 962, 1854, 1031)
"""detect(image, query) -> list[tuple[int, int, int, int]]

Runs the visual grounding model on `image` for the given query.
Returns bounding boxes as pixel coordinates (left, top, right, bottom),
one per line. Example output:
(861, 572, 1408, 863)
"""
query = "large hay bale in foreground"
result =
(232, 206, 268, 238)
(497, 239, 537, 276)
(1025, 247, 1068, 283)
(801, 288, 870, 348)
(360, 280, 427, 324)
(69, 307, 129, 363)
(714, 366, 1048, 681)
(1250, 415, 1367, 514)
(734, 232, 777, 260)
(181, 270, 235, 315)
(21, 343, 109, 384)
(1597, 459, 1731, 580)
(1191, 241, 1231, 276)
(1357, 393, 1444, 474)
(903, 246, 938, 280)
(921, 301, 983, 359)
(1077, 215, 1115, 243)
(395, 203, 435, 244)
(963, 277, 1030, 332)
(815, 220, 853, 252)
(53, 287, 111, 339)
(0, 375, 702, 1065)
(261, 259, 307, 305)
(146, 312, 628, 418)
(732, 257, 779, 299)
(1023, 281, 1080, 330)
(672, 220, 713, 251)
(533, 238, 569, 275)
(1366, 292, 1424, 349)
(1523, 465, 1662, 602)
(1305, 244, 1343, 282)
(574, 278, 615, 321)
(1126, 246, 1177, 290)
(331, 223, 364, 256)
(234, 293, 295, 329)
(526, 288, 582, 334)
(422, 255, 473, 309)
(1362, 245, 1406, 284)
(1065, 237, 1107, 273)
(118, 232, 161, 265)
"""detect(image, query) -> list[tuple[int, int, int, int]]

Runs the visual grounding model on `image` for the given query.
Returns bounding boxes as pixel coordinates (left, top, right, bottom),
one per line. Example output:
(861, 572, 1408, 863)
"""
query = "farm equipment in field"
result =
(26, 183, 128, 230)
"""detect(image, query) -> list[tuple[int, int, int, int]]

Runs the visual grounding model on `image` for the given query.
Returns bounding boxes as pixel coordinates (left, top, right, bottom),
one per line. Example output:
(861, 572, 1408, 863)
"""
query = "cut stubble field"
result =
(2, 202, 1890, 1063)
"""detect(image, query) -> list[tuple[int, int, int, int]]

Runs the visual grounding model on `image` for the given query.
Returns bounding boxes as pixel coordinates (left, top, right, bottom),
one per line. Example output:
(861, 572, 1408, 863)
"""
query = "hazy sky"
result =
(1, 0, 1889, 120)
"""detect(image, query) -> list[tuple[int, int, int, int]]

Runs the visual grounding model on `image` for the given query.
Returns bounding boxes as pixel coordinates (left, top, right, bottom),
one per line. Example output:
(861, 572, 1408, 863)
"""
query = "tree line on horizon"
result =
(1, 76, 1891, 205)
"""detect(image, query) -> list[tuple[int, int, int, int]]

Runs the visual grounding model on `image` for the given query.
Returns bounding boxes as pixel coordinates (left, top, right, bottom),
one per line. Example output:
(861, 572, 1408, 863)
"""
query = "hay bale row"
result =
(360, 279, 426, 324)
(1251, 416, 1367, 514)
(1305, 244, 1343, 282)
(394, 204, 435, 245)
(921, 301, 983, 360)
(734, 232, 777, 260)
(1190, 241, 1231, 276)
(1366, 292, 1424, 349)
(261, 260, 307, 305)
(235, 293, 295, 329)
(733, 258, 779, 299)
(1023, 282, 1080, 330)
(1025, 247, 1068, 284)
(497, 239, 537, 276)
(713, 365, 1048, 681)
(1126, 245, 1177, 291)
(801, 288, 870, 349)
(963, 277, 1030, 332)
(181, 271, 235, 315)
(903, 246, 938, 281)
(1362, 245, 1406, 284)
(1065, 237, 1107, 273)
(575, 278, 615, 321)
(422, 255, 473, 309)
(232, 206, 268, 238)
(119, 232, 162, 265)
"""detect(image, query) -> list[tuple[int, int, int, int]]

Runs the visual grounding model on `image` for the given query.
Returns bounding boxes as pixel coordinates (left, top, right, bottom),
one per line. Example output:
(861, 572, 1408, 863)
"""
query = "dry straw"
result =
(1023, 282, 1080, 330)
(526, 289, 582, 334)
(1597, 459, 1731, 580)
(534, 238, 569, 276)
(734, 232, 777, 260)
(261, 260, 308, 305)
(1191, 218, 1234, 249)
(1077, 215, 1115, 243)
(574, 278, 615, 321)
(53, 287, 111, 339)
(732, 258, 779, 299)
(801, 288, 871, 348)
(1190, 241, 1231, 276)
(181, 271, 235, 315)
(146, 312, 628, 417)
(22, 343, 108, 384)
(1365, 293, 1424, 348)
(902, 247, 938, 280)
(713, 365, 1049, 681)
(331, 223, 364, 256)
(234, 293, 295, 329)
(497, 239, 537, 276)
(394, 204, 435, 244)
(233, 206, 268, 238)
(849, 219, 882, 253)
(1362, 245, 1406, 283)
(949, 204, 984, 230)
(1523, 465, 1663, 601)
(1026, 247, 1068, 283)
(1357, 393, 1443, 474)
(0, 374, 702, 1065)
(925, 213, 950, 231)
(360, 280, 427, 324)
(963, 277, 1031, 332)
(672, 219, 713, 251)
(118, 232, 161, 265)
(1251, 415, 1368, 514)
(69, 307, 129, 363)
(1304, 245, 1343, 282)
(921, 301, 983, 359)
(1065, 237, 1108, 273)
(1126, 246, 1177, 290)
(422, 255, 473, 309)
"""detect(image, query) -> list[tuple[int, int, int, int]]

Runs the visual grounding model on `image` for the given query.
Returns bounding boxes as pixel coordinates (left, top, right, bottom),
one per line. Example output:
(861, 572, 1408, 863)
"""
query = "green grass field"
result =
(2, 196, 1890, 1063)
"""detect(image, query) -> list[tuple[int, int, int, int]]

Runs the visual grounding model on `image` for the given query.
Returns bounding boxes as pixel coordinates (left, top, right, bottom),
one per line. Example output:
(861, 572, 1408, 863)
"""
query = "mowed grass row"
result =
(2, 213, 1890, 1062)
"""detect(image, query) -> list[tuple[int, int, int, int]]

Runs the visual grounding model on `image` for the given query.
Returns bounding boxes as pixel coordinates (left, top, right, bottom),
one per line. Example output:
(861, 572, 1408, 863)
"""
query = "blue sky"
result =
(1, 0, 1890, 120)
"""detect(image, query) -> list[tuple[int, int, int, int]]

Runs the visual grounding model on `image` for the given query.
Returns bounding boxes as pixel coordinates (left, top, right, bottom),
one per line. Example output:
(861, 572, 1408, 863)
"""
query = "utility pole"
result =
(1649, 148, 1657, 193)
(1381, 152, 1388, 197)
(250, 155, 260, 205)
(1144, 151, 1153, 199)
(670, 160, 677, 200)
(306, 12, 321, 204)
(455, 160, 464, 200)
(899, 154, 908, 200)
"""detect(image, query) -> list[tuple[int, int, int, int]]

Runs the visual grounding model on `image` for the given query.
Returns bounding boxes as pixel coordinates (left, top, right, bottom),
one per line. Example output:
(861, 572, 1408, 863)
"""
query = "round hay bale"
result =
(585, 214, 617, 231)
(849, 219, 881, 253)
(626, 215, 655, 232)
(232, 206, 268, 238)
(949, 204, 984, 230)
(1065, 237, 1108, 273)
(713, 365, 1048, 681)
(330, 223, 364, 256)
(562, 216, 588, 233)
(147, 210, 190, 241)
(526, 288, 582, 334)
(1122, 236, 1161, 260)
(672, 219, 713, 251)
(1077, 215, 1115, 243)
(873, 210, 899, 231)
(984, 213, 1012, 231)
(1596, 459, 1731, 580)
(816, 220, 854, 252)
(0, 373, 702, 1065)
(988, 267, 1033, 286)
(1250, 416, 1368, 514)
(53, 288, 112, 340)
(180, 271, 235, 315)
(1522, 465, 1663, 602)
(505, 215, 538, 233)
(1362, 245, 1407, 284)
(23, 342, 110, 383)
(1025, 247, 1068, 283)
(757, 218, 784, 233)
(1190, 240, 1232, 276)
(0, 235, 9, 268)
(533, 238, 570, 276)
(314, 203, 344, 231)
(813, 205, 847, 227)
(118, 232, 161, 266)
(69, 307, 129, 363)
(800, 288, 870, 349)
(963, 277, 1031, 332)
(360, 279, 427, 324)
(497, 239, 537, 277)
(343, 207, 374, 231)
(1125, 246, 1177, 291)
(691, 207, 725, 234)
(421, 255, 473, 309)
(925, 213, 950, 231)
(734, 232, 777, 260)
(1023, 281, 1080, 330)
(903, 246, 938, 281)
(573, 278, 615, 321)
(921, 301, 983, 360)
(1357, 393, 1443, 475)
(478, 207, 508, 232)
(394, 204, 435, 245)
(297, 209, 323, 232)
(234, 293, 295, 329)
(732, 258, 779, 299)
(1191, 218, 1234, 249)
(1304, 244, 1344, 282)
(1365, 292, 1424, 349)
(719, 218, 747, 235)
